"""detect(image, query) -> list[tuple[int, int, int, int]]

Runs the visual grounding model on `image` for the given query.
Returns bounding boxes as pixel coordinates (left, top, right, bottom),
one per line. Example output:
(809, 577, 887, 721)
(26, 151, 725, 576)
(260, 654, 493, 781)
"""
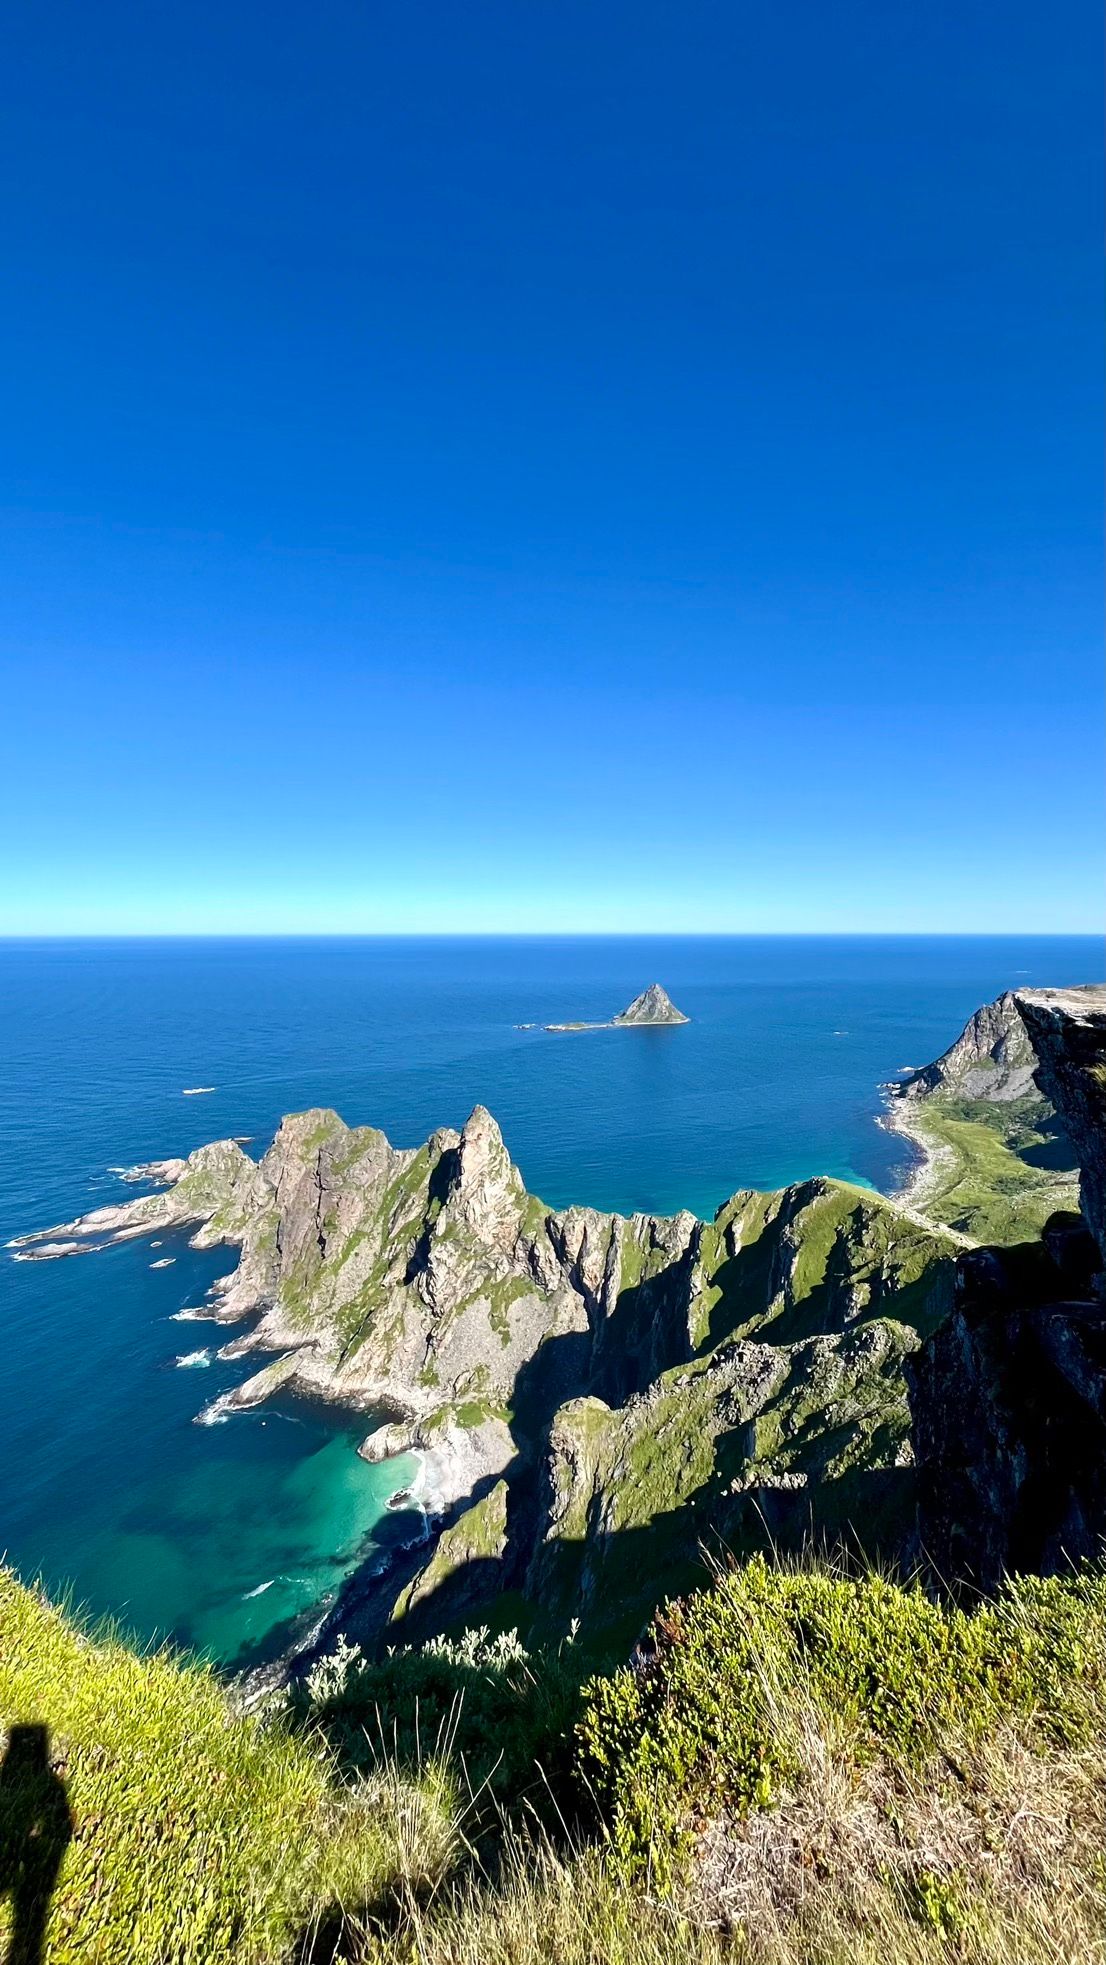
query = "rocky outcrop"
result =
(7, 1138, 265, 1261)
(908, 985, 1106, 1594)
(614, 983, 689, 1026)
(543, 982, 689, 1032)
(897, 992, 1040, 1104)
(390, 1480, 510, 1631)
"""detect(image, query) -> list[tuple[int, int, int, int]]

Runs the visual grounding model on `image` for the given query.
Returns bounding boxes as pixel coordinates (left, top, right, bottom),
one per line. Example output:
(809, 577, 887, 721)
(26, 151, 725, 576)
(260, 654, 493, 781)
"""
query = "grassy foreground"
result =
(0, 1571, 451, 1964)
(2, 1556, 1104, 1963)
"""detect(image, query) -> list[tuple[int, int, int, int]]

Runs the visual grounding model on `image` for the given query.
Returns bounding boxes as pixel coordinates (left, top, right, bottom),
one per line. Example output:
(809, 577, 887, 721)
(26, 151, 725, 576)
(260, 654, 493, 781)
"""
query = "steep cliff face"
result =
(908, 985, 1106, 1594)
(393, 1175, 956, 1638)
(1016, 987, 1106, 1273)
(898, 991, 1039, 1103)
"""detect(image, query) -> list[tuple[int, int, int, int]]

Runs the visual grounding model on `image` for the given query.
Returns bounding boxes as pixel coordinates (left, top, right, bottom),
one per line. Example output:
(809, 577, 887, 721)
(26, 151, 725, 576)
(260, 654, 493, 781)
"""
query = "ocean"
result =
(1, 934, 1100, 1668)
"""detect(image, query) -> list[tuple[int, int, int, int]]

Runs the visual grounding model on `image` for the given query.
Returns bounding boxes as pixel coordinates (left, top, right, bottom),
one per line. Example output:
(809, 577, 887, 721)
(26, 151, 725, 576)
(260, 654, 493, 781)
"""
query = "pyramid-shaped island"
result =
(613, 983, 689, 1025)
(541, 982, 689, 1032)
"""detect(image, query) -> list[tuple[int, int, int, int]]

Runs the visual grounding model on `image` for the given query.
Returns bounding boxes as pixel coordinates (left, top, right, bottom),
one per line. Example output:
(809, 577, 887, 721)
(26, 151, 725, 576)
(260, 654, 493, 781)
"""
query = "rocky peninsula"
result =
(13, 1093, 957, 1644)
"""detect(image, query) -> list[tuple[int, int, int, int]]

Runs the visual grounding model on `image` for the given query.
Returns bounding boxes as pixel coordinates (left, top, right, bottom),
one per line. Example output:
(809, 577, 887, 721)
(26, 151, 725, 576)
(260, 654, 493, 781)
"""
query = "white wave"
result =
(242, 1579, 274, 1599)
(195, 1395, 233, 1425)
(182, 1086, 216, 1096)
(170, 1306, 215, 1322)
(175, 1349, 212, 1369)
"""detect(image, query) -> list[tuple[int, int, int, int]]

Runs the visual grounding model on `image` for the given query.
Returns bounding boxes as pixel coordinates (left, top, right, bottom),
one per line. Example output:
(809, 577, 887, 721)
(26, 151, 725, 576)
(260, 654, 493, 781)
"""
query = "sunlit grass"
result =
(0, 1570, 450, 1963)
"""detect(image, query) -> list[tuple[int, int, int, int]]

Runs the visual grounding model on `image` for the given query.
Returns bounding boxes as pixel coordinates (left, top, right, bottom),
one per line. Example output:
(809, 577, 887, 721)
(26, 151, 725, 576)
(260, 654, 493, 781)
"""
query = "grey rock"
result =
(897, 991, 1039, 1103)
(613, 983, 689, 1026)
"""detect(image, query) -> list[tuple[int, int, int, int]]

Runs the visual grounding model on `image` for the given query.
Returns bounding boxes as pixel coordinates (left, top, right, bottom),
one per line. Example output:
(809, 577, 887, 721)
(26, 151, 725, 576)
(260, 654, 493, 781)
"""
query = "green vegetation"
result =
(899, 1093, 1078, 1243)
(577, 1554, 1106, 1890)
(5, 1552, 1102, 1964)
(289, 1621, 582, 1807)
(693, 1178, 957, 1352)
(0, 1569, 439, 1964)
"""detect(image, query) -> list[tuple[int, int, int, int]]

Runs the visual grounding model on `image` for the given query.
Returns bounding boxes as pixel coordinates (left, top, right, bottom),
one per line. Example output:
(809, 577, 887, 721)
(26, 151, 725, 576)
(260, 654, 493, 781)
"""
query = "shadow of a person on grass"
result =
(0, 1725, 72, 1965)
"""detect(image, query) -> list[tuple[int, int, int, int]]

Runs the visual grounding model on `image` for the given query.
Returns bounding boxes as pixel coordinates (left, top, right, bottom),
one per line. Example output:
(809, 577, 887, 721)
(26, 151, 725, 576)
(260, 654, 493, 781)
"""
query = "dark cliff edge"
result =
(909, 986, 1106, 1595)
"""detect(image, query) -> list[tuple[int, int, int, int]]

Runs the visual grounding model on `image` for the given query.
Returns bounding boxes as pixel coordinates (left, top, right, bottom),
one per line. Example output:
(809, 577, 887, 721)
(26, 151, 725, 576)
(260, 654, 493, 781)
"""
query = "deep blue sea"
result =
(2, 935, 1101, 1668)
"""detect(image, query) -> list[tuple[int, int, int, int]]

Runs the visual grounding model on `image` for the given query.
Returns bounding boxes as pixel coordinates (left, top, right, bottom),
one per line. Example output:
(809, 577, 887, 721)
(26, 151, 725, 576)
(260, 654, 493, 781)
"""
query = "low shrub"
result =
(288, 1622, 585, 1814)
(575, 1555, 1106, 1887)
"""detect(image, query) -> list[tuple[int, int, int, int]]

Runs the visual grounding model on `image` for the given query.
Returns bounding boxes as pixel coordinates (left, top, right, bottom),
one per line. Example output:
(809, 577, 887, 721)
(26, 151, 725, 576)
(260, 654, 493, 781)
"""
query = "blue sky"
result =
(2, 2, 1101, 932)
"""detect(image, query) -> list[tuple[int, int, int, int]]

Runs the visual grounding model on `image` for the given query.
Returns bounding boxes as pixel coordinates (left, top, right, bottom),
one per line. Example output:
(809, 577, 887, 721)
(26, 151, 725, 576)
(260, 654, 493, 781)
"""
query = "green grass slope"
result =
(0, 1570, 442, 1964)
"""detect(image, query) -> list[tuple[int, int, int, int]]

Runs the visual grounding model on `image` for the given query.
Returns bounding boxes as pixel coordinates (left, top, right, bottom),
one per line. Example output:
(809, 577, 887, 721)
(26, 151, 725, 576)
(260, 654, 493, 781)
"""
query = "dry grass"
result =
(348, 1724, 1106, 1965)
(689, 1718, 1106, 1963)
(347, 1581, 1106, 1965)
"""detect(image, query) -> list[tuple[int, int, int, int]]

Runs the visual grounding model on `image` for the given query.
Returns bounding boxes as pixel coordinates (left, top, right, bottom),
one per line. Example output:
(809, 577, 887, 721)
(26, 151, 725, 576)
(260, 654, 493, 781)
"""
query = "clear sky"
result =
(2, 1, 1102, 933)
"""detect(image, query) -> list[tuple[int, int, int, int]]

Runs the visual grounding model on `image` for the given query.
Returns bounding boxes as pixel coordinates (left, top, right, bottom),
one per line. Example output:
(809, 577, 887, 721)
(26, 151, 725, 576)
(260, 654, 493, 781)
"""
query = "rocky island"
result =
(542, 980, 689, 1032)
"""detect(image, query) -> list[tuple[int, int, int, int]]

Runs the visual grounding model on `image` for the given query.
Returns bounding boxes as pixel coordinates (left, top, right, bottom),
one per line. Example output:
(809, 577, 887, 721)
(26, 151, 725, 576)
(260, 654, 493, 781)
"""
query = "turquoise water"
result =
(1, 934, 1101, 1666)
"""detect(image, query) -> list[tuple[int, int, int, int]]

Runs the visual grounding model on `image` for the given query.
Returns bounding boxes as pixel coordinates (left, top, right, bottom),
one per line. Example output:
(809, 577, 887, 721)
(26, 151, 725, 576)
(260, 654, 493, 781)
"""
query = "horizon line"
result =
(0, 929, 1103, 944)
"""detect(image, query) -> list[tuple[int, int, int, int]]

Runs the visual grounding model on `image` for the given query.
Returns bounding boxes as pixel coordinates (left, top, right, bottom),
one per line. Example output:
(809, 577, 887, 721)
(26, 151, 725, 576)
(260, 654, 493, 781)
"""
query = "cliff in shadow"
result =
(908, 986, 1106, 1593)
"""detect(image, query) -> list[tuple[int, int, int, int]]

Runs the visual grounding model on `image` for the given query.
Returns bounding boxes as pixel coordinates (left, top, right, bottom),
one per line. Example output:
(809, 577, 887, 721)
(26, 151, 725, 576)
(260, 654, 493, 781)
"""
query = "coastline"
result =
(877, 1086, 949, 1213)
